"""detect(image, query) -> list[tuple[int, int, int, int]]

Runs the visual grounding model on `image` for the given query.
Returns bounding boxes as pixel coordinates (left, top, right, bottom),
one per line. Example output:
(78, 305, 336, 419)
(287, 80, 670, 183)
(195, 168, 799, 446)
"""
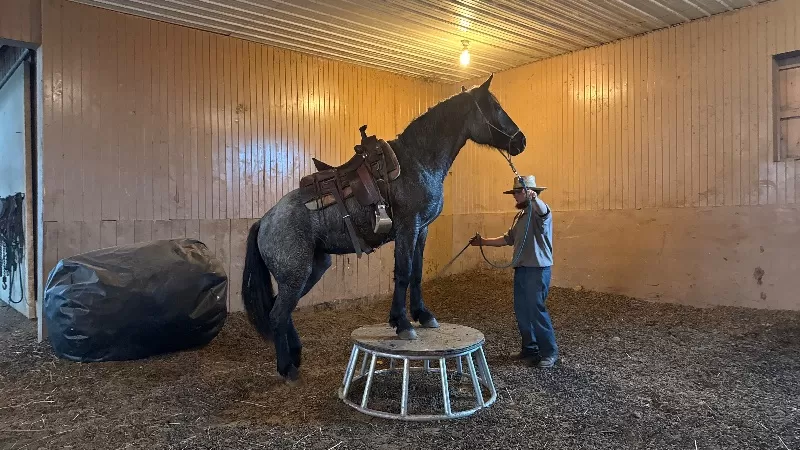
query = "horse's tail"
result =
(242, 220, 275, 341)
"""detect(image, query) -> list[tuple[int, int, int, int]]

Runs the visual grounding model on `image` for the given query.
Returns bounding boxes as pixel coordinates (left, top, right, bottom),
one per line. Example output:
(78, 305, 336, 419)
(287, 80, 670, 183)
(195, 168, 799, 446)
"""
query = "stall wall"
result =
(0, 0, 42, 46)
(446, 0, 800, 310)
(38, 0, 451, 311)
(9, 0, 800, 316)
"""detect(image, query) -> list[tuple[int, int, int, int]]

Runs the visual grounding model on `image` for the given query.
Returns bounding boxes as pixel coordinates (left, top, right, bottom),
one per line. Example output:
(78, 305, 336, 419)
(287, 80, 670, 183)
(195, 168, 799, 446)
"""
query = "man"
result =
(470, 175, 557, 368)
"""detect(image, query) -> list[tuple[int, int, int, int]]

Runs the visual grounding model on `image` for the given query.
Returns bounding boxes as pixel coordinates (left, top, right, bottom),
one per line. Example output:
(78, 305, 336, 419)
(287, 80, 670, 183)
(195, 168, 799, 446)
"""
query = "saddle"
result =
(299, 125, 400, 257)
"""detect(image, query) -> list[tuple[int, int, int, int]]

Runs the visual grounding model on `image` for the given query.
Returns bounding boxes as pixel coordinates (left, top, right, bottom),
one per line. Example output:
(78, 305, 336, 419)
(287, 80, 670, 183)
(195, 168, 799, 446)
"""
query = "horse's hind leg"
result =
(269, 250, 314, 381)
(410, 226, 439, 328)
(286, 252, 332, 370)
(287, 316, 302, 369)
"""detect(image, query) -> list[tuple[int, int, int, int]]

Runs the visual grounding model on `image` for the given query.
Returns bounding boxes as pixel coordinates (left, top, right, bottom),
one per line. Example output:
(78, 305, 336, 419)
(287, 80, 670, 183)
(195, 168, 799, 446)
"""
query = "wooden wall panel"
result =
(36, 0, 800, 311)
(100, 221, 116, 248)
(437, 0, 800, 312)
(448, 0, 800, 216)
(0, 0, 41, 45)
(39, 0, 448, 308)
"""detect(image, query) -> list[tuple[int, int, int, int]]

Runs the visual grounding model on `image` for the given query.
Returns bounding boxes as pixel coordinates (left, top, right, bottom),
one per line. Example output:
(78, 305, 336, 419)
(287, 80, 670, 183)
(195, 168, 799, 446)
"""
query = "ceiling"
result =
(71, 0, 769, 83)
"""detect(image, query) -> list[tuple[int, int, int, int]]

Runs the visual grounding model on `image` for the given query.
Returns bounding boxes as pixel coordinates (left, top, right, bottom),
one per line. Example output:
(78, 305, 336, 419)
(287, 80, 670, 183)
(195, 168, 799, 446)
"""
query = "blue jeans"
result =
(513, 266, 557, 358)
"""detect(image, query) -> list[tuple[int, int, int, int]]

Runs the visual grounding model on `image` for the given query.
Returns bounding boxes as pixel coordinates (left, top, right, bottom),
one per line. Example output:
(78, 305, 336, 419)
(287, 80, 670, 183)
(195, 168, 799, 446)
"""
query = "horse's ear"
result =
(479, 74, 493, 92)
(461, 85, 467, 93)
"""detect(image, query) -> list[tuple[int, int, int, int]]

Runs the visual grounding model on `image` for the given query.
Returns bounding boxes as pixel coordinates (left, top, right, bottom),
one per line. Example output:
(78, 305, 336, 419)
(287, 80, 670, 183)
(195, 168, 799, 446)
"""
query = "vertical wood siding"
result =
(449, 0, 800, 215)
(40, 0, 448, 310)
(0, 0, 41, 45)
(37, 0, 800, 312)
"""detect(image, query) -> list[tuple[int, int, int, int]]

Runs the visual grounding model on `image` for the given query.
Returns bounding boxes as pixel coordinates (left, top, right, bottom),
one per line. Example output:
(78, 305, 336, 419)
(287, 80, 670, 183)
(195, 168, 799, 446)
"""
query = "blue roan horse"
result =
(242, 75, 527, 381)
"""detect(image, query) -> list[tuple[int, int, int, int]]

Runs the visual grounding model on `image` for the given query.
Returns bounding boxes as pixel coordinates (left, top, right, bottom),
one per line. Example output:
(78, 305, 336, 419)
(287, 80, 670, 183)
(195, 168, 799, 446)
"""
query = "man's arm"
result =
(531, 191, 549, 216)
(470, 235, 508, 247)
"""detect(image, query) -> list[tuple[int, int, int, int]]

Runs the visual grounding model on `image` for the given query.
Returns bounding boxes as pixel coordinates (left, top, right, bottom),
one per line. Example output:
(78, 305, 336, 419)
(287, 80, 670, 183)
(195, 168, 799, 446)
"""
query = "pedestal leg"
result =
(476, 347, 496, 399)
(466, 351, 484, 407)
(360, 353, 378, 408)
(360, 352, 369, 376)
(439, 358, 451, 416)
(401, 358, 410, 416)
(341, 345, 359, 399)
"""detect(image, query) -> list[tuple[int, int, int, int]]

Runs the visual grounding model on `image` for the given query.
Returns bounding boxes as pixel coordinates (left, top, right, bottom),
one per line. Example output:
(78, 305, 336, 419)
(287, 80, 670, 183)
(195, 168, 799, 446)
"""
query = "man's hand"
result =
(529, 190, 548, 215)
(469, 233, 482, 246)
(471, 234, 508, 247)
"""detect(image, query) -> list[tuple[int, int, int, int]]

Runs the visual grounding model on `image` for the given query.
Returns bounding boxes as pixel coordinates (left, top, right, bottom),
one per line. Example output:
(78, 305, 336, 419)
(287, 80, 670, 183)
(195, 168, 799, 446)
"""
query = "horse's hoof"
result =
(285, 376, 304, 387)
(420, 318, 440, 328)
(397, 328, 418, 340)
(278, 365, 301, 385)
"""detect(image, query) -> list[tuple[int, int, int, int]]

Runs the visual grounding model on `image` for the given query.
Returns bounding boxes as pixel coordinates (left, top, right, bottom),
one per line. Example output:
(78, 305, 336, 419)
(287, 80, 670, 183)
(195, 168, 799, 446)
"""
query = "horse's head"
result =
(464, 74, 526, 156)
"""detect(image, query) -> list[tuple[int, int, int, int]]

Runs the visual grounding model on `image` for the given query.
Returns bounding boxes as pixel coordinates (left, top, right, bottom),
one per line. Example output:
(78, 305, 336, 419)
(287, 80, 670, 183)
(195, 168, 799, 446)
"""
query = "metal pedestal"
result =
(337, 323, 497, 421)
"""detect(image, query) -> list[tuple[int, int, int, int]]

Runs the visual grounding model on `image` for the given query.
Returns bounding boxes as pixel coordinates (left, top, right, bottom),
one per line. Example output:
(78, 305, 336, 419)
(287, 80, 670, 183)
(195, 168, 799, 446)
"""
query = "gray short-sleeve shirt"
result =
(503, 204, 553, 268)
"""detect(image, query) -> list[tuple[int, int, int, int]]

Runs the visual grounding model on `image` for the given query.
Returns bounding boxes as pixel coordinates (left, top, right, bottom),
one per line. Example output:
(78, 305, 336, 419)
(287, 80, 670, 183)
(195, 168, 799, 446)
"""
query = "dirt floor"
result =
(1, 269, 799, 450)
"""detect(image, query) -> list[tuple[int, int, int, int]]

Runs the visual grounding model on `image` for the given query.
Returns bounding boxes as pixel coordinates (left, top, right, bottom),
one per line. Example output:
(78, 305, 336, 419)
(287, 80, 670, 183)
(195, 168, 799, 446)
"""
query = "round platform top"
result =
(350, 323, 485, 356)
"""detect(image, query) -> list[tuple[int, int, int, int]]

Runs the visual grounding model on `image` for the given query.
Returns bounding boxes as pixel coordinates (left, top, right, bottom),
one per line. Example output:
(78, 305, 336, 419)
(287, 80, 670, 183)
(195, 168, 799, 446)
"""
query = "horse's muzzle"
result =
(509, 132, 526, 156)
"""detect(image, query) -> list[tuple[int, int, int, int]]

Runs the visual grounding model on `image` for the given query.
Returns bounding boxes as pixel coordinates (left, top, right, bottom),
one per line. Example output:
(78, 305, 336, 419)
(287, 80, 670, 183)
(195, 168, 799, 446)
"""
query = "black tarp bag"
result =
(44, 238, 228, 362)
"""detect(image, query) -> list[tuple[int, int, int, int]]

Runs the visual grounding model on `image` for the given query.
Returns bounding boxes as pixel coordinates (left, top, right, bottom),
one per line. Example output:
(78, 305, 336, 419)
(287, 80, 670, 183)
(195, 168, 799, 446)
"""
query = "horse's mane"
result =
(395, 90, 472, 147)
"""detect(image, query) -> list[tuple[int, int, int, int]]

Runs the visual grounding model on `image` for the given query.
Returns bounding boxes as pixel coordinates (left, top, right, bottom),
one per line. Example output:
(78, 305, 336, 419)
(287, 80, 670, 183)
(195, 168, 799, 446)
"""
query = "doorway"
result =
(0, 44, 35, 319)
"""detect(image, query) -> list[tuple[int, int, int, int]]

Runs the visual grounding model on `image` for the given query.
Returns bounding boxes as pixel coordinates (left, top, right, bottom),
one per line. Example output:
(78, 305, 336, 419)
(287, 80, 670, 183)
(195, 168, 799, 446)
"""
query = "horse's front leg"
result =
(390, 225, 418, 340)
(410, 226, 439, 328)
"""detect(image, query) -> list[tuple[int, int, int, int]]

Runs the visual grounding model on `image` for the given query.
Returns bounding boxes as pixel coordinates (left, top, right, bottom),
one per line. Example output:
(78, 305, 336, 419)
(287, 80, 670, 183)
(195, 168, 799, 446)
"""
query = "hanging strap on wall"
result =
(0, 193, 25, 305)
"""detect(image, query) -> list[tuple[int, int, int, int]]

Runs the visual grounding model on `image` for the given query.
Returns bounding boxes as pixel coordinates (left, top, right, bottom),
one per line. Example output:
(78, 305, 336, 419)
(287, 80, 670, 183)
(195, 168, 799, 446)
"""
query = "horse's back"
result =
(260, 188, 312, 231)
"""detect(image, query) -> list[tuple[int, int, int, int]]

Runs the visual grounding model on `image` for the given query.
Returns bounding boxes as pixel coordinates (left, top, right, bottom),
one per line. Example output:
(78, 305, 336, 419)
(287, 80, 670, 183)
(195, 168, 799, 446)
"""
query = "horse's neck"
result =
(391, 136, 466, 185)
(393, 98, 471, 183)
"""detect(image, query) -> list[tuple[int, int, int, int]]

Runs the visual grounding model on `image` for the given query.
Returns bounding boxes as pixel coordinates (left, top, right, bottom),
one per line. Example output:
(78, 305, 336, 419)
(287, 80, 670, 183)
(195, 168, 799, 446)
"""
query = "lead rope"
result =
(476, 151, 533, 269)
(470, 96, 534, 269)
(432, 93, 533, 277)
(432, 151, 533, 278)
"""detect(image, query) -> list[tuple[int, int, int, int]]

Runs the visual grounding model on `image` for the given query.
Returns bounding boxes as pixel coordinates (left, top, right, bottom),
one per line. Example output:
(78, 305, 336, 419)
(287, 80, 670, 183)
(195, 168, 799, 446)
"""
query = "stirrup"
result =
(373, 203, 392, 234)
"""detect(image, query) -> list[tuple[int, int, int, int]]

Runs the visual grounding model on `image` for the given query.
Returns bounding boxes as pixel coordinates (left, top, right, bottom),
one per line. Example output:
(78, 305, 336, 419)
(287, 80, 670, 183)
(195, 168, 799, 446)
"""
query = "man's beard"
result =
(515, 199, 530, 210)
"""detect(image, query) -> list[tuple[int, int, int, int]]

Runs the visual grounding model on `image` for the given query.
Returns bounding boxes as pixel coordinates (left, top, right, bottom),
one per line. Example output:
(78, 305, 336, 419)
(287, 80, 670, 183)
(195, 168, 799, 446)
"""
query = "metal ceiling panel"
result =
(69, 0, 770, 82)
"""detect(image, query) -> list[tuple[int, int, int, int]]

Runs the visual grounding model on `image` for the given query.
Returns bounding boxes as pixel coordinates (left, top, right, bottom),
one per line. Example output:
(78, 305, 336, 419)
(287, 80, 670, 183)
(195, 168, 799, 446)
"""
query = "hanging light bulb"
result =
(460, 39, 470, 66)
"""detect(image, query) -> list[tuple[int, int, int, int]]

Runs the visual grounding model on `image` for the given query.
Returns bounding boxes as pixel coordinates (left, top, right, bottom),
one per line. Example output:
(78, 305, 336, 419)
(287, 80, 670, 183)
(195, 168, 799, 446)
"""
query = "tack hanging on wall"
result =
(0, 193, 25, 305)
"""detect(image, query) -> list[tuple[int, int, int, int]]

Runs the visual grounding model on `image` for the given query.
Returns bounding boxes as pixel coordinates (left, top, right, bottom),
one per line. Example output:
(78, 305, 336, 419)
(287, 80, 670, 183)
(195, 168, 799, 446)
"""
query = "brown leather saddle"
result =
(299, 125, 400, 257)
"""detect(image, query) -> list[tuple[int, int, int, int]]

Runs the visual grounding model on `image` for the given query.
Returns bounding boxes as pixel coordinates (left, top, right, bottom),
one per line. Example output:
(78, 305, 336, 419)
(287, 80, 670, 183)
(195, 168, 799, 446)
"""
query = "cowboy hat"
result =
(503, 175, 547, 194)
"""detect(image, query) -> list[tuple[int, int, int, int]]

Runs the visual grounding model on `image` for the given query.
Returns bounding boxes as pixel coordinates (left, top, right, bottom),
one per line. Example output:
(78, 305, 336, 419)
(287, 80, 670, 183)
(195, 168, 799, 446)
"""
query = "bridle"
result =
(471, 93, 521, 169)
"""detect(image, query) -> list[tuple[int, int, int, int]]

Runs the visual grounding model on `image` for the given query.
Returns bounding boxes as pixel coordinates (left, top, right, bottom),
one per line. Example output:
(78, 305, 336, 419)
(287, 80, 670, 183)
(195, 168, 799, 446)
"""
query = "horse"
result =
(242, 74, 527, 381)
